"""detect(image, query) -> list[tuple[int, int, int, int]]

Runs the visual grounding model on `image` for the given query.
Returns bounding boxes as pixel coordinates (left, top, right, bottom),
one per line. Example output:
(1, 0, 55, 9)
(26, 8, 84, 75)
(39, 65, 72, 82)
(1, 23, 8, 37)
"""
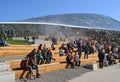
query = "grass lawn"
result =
(8, 39, 32, 45)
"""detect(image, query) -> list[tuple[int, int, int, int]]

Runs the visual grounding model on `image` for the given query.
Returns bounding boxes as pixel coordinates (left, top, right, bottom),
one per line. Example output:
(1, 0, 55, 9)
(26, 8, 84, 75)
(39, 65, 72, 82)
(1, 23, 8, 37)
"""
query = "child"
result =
(74, 52, 80, 66)
(70, 53, 75, 68)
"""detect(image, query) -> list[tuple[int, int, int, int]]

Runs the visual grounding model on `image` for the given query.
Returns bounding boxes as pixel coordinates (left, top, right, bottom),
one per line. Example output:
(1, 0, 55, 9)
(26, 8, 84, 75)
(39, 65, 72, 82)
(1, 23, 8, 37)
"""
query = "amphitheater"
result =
(0, 22, 120, 82)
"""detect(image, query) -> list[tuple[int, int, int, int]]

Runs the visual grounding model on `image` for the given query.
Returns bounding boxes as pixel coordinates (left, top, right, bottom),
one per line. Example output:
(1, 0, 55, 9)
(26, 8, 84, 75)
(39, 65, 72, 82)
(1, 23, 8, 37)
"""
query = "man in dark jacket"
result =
(98, 50, 105, 68)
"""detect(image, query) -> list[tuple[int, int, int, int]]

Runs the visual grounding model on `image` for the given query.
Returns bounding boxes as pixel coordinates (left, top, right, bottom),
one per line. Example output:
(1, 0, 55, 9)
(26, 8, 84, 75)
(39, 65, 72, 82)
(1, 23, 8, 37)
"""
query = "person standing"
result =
(74, 52, 80, 66)
(98, 50, 105, 68)
(32, 36, 35, 44)
(77, 44, 82, 59)
(84, 44, 89, 59)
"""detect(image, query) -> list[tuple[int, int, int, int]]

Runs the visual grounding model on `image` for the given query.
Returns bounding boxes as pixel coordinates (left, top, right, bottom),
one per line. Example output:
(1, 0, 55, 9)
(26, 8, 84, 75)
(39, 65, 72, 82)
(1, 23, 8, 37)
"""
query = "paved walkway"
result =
(16, 66, 91, 82)
(69, 63, 120, 82)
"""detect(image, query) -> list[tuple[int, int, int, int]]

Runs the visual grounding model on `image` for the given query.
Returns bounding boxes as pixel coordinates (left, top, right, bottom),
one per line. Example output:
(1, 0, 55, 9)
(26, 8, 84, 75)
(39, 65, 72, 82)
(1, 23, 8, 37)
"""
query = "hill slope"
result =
(21, 13, 120, 30)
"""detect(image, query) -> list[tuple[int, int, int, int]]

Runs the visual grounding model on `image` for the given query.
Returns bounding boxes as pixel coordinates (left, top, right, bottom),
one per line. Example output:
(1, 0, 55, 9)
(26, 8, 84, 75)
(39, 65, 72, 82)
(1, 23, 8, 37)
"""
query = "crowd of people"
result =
(87, 30, 120, 68)
(96, 41, 120, 68)
(59, 38, 95, 68)
(58, 29, 120, 69)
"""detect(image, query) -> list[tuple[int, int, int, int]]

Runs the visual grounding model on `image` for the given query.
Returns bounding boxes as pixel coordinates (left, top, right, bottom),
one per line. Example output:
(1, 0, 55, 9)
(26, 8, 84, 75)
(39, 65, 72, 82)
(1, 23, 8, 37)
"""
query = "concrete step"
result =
(4, 51, 30, 57)
(0, 62, 10, 72)
(0, 71, 15, 82)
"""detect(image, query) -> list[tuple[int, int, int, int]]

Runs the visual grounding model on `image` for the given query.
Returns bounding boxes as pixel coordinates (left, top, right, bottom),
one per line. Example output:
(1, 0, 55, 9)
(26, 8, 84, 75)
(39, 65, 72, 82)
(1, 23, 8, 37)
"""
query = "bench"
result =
(14, 63, 66, 79)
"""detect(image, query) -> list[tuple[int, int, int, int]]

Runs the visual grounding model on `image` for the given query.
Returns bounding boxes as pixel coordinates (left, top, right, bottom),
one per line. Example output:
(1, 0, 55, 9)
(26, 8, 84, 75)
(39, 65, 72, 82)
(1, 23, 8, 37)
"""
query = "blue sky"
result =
(0, 0, 120, 21)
